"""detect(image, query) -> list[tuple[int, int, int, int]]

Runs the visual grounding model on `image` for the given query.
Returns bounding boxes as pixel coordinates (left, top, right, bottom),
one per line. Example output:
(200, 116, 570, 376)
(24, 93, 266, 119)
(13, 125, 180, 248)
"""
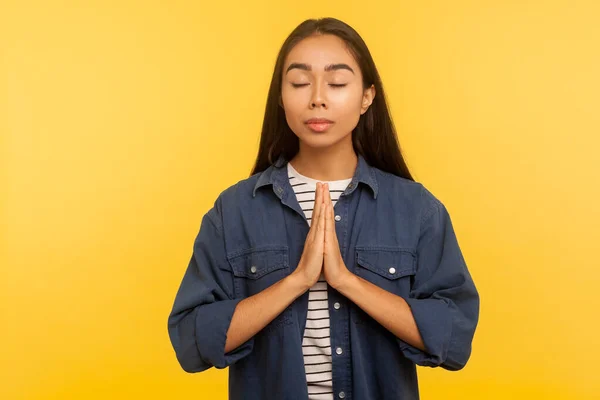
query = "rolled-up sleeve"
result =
(397, 190, 480, 371)
(167, 198, 253, 373)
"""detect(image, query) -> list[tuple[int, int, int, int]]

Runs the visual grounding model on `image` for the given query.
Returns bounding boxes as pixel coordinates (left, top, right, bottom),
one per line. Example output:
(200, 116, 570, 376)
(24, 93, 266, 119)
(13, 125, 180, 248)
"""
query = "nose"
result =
(309, 82, 327, 109)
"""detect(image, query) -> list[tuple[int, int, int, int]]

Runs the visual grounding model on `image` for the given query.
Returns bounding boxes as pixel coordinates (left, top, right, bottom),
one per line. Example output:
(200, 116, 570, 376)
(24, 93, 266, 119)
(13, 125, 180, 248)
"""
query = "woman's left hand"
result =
(321, 183, 352, 290)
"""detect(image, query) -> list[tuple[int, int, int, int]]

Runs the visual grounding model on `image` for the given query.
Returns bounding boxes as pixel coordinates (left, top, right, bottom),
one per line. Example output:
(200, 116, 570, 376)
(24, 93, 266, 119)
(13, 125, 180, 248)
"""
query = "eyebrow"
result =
(285, 63, 355, 75)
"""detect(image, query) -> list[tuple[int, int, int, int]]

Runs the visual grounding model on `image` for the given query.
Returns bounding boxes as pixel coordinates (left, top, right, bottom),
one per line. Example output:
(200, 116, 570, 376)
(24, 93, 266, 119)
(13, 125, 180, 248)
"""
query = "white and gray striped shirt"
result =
(287, 162, 352, 400)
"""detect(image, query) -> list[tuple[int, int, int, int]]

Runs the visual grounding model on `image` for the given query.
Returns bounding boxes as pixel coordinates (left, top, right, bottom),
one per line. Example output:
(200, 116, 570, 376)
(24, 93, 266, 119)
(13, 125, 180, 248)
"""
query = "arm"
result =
(167, 198, 309, 372)
(225, 273, 309, 353)
(335, 274, 427, 351)
(337, 195, 480, 370)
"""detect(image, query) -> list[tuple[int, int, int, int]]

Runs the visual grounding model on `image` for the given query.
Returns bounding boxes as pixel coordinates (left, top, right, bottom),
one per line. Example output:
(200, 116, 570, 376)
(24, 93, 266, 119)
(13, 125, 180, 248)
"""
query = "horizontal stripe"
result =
(309, 384, 333, 389)
(305, 327, 330, 332)
(305, 321, 330, 329)
(306, 369, 333, 375)
(307, 308, 329, 312)
(304, 361, 331, 366)
(303, 343, 332, 349)
(305, 369, 333, 381)
(305, 367, 333, 374)
(304, 310, 330, 319)
(303, 354, 332, 362)
(304, 335, 330, 339)
(308, 378, 332, 384)
(303, 347, 332, 353)
(304, 327, 330, 333)
(303, 345, 332, 351)
(302, 336, 331, 342)
(311, 281, 328, 290)
(303, 350, 332, 357)
(302, 338, 331, 347)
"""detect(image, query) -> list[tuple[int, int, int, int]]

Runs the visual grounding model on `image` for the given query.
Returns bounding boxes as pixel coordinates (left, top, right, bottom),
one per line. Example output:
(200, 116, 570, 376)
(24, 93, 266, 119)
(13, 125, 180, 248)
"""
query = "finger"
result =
(316, 187, 326, 240)
(324, 201, 332, 245)
(310, 183, 323, 237)
(325, 183, 333, 227)
(322, 183, 329, 229)
(314, 182, 323, 224)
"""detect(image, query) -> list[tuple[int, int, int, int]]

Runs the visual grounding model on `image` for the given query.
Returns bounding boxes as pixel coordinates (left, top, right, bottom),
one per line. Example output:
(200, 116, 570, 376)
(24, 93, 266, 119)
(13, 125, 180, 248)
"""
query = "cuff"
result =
(195, 298, 254, 369)
(397, 297, 453, 367)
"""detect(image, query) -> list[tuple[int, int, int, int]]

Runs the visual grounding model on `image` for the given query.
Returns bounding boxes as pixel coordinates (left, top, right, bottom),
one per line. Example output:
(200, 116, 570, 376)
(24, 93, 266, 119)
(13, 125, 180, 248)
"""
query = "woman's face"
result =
(281, 34, 375, 150)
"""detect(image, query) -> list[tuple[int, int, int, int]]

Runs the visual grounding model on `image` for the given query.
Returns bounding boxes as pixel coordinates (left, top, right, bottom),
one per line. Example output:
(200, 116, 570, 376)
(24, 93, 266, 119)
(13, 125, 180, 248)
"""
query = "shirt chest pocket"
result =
(353, 247, 417, 325)
(225, 246, 293, 332)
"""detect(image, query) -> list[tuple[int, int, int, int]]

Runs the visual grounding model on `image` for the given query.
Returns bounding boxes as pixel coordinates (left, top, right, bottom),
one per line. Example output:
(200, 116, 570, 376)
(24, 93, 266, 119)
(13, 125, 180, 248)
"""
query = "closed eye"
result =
(291, 83, 347, 88)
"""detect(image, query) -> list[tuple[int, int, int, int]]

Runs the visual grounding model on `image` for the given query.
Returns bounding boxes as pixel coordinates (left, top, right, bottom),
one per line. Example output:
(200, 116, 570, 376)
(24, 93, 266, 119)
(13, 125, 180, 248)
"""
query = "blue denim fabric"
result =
(167, 154, 480, 400)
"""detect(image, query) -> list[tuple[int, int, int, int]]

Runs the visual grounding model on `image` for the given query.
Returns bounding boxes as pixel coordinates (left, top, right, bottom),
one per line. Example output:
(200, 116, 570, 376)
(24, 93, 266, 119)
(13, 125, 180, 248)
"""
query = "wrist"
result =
(330, 270, 357, 293)
(286, 272, 312, 295)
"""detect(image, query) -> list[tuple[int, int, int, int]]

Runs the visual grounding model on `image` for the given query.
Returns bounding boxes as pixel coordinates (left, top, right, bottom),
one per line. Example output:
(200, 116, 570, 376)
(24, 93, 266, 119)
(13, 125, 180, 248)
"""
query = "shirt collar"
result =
(252, 153, 379, 199)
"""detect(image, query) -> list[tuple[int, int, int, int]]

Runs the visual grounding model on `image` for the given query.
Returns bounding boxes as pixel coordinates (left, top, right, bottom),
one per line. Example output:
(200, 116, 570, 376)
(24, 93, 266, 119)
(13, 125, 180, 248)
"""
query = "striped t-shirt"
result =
(287, 162, 352, 400)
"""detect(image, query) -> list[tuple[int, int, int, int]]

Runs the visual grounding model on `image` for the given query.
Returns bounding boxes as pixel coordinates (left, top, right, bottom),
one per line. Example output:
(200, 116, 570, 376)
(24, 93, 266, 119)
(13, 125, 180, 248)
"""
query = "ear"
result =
(360, 84, 376, 115)
(278, 95, 284, 108)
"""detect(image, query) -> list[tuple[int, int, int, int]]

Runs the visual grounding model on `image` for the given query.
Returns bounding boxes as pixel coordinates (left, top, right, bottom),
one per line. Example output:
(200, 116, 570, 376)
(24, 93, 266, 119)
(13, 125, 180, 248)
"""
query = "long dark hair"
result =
(250, 17, 414, 181)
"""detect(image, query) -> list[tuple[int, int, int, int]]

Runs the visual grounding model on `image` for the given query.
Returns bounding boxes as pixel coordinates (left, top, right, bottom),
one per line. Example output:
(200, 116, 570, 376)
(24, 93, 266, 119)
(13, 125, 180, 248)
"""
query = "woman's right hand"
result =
(293, 182, 327, 289)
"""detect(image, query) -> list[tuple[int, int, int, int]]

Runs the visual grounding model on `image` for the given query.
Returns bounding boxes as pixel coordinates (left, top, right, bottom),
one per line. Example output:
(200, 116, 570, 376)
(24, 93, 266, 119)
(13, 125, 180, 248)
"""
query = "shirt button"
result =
(388, 267, 396, 274)
(334, 302, 341, 310)
(250, 266, 257, 274)
(334, 215, 341, 222)
(339, 392, 346, 399)
(336, 347, 343, 355)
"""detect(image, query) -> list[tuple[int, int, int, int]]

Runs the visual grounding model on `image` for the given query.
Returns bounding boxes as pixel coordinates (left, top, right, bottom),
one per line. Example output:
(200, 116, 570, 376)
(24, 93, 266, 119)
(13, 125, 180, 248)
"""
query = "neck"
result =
(289, 142, 358, 181)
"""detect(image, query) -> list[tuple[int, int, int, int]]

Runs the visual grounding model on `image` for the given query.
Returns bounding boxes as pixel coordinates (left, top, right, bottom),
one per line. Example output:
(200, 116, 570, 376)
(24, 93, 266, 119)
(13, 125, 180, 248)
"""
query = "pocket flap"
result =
(356, 248, 416, 280)
(227, 247, 289, 279)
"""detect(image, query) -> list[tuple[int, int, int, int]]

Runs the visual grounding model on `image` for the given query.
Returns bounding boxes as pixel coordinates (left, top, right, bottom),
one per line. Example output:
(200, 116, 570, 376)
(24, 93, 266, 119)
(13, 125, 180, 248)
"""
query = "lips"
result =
(305, 118, 334, 124)
(305, 118, 334, 133)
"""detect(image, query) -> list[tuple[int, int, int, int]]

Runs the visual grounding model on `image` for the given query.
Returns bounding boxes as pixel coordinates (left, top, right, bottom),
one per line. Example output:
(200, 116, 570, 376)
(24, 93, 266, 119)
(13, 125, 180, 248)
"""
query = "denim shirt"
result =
(167, 154, 480, 400)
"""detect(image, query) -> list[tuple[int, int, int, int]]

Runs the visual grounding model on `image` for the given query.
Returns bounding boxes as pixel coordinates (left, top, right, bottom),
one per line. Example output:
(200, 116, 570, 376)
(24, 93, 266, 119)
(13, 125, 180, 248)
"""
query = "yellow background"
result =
(2, 0, 599, 399)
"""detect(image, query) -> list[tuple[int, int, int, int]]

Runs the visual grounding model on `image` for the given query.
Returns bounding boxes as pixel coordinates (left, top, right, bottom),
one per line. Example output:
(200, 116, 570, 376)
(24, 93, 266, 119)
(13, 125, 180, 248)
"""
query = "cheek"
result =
(280, 97, 304, 133)
(281, 104, 304, 130)
(329, 88, 363, 111)
(281, 89, 304, 114)
(332, 92, 363, 126)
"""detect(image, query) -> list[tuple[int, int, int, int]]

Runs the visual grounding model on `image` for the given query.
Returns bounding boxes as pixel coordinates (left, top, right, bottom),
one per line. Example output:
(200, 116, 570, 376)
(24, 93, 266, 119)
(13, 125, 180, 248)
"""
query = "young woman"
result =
(168, 17, 479, 400)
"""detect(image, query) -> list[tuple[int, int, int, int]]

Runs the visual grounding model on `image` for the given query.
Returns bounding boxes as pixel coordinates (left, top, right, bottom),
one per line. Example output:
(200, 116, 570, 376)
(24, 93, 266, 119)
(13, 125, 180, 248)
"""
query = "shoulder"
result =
(372, 167, 445, 223)
(209, 172, 262, 214)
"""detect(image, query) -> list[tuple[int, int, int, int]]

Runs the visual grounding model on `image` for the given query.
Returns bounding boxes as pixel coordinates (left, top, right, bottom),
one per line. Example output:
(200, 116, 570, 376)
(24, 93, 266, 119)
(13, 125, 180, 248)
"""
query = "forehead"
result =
(284, 34, 358, 71)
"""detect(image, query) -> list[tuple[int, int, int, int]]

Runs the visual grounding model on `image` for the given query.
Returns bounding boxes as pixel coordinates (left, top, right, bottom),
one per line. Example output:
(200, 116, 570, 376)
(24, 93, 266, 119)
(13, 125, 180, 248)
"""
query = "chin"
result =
(298, 133, 346, 150)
